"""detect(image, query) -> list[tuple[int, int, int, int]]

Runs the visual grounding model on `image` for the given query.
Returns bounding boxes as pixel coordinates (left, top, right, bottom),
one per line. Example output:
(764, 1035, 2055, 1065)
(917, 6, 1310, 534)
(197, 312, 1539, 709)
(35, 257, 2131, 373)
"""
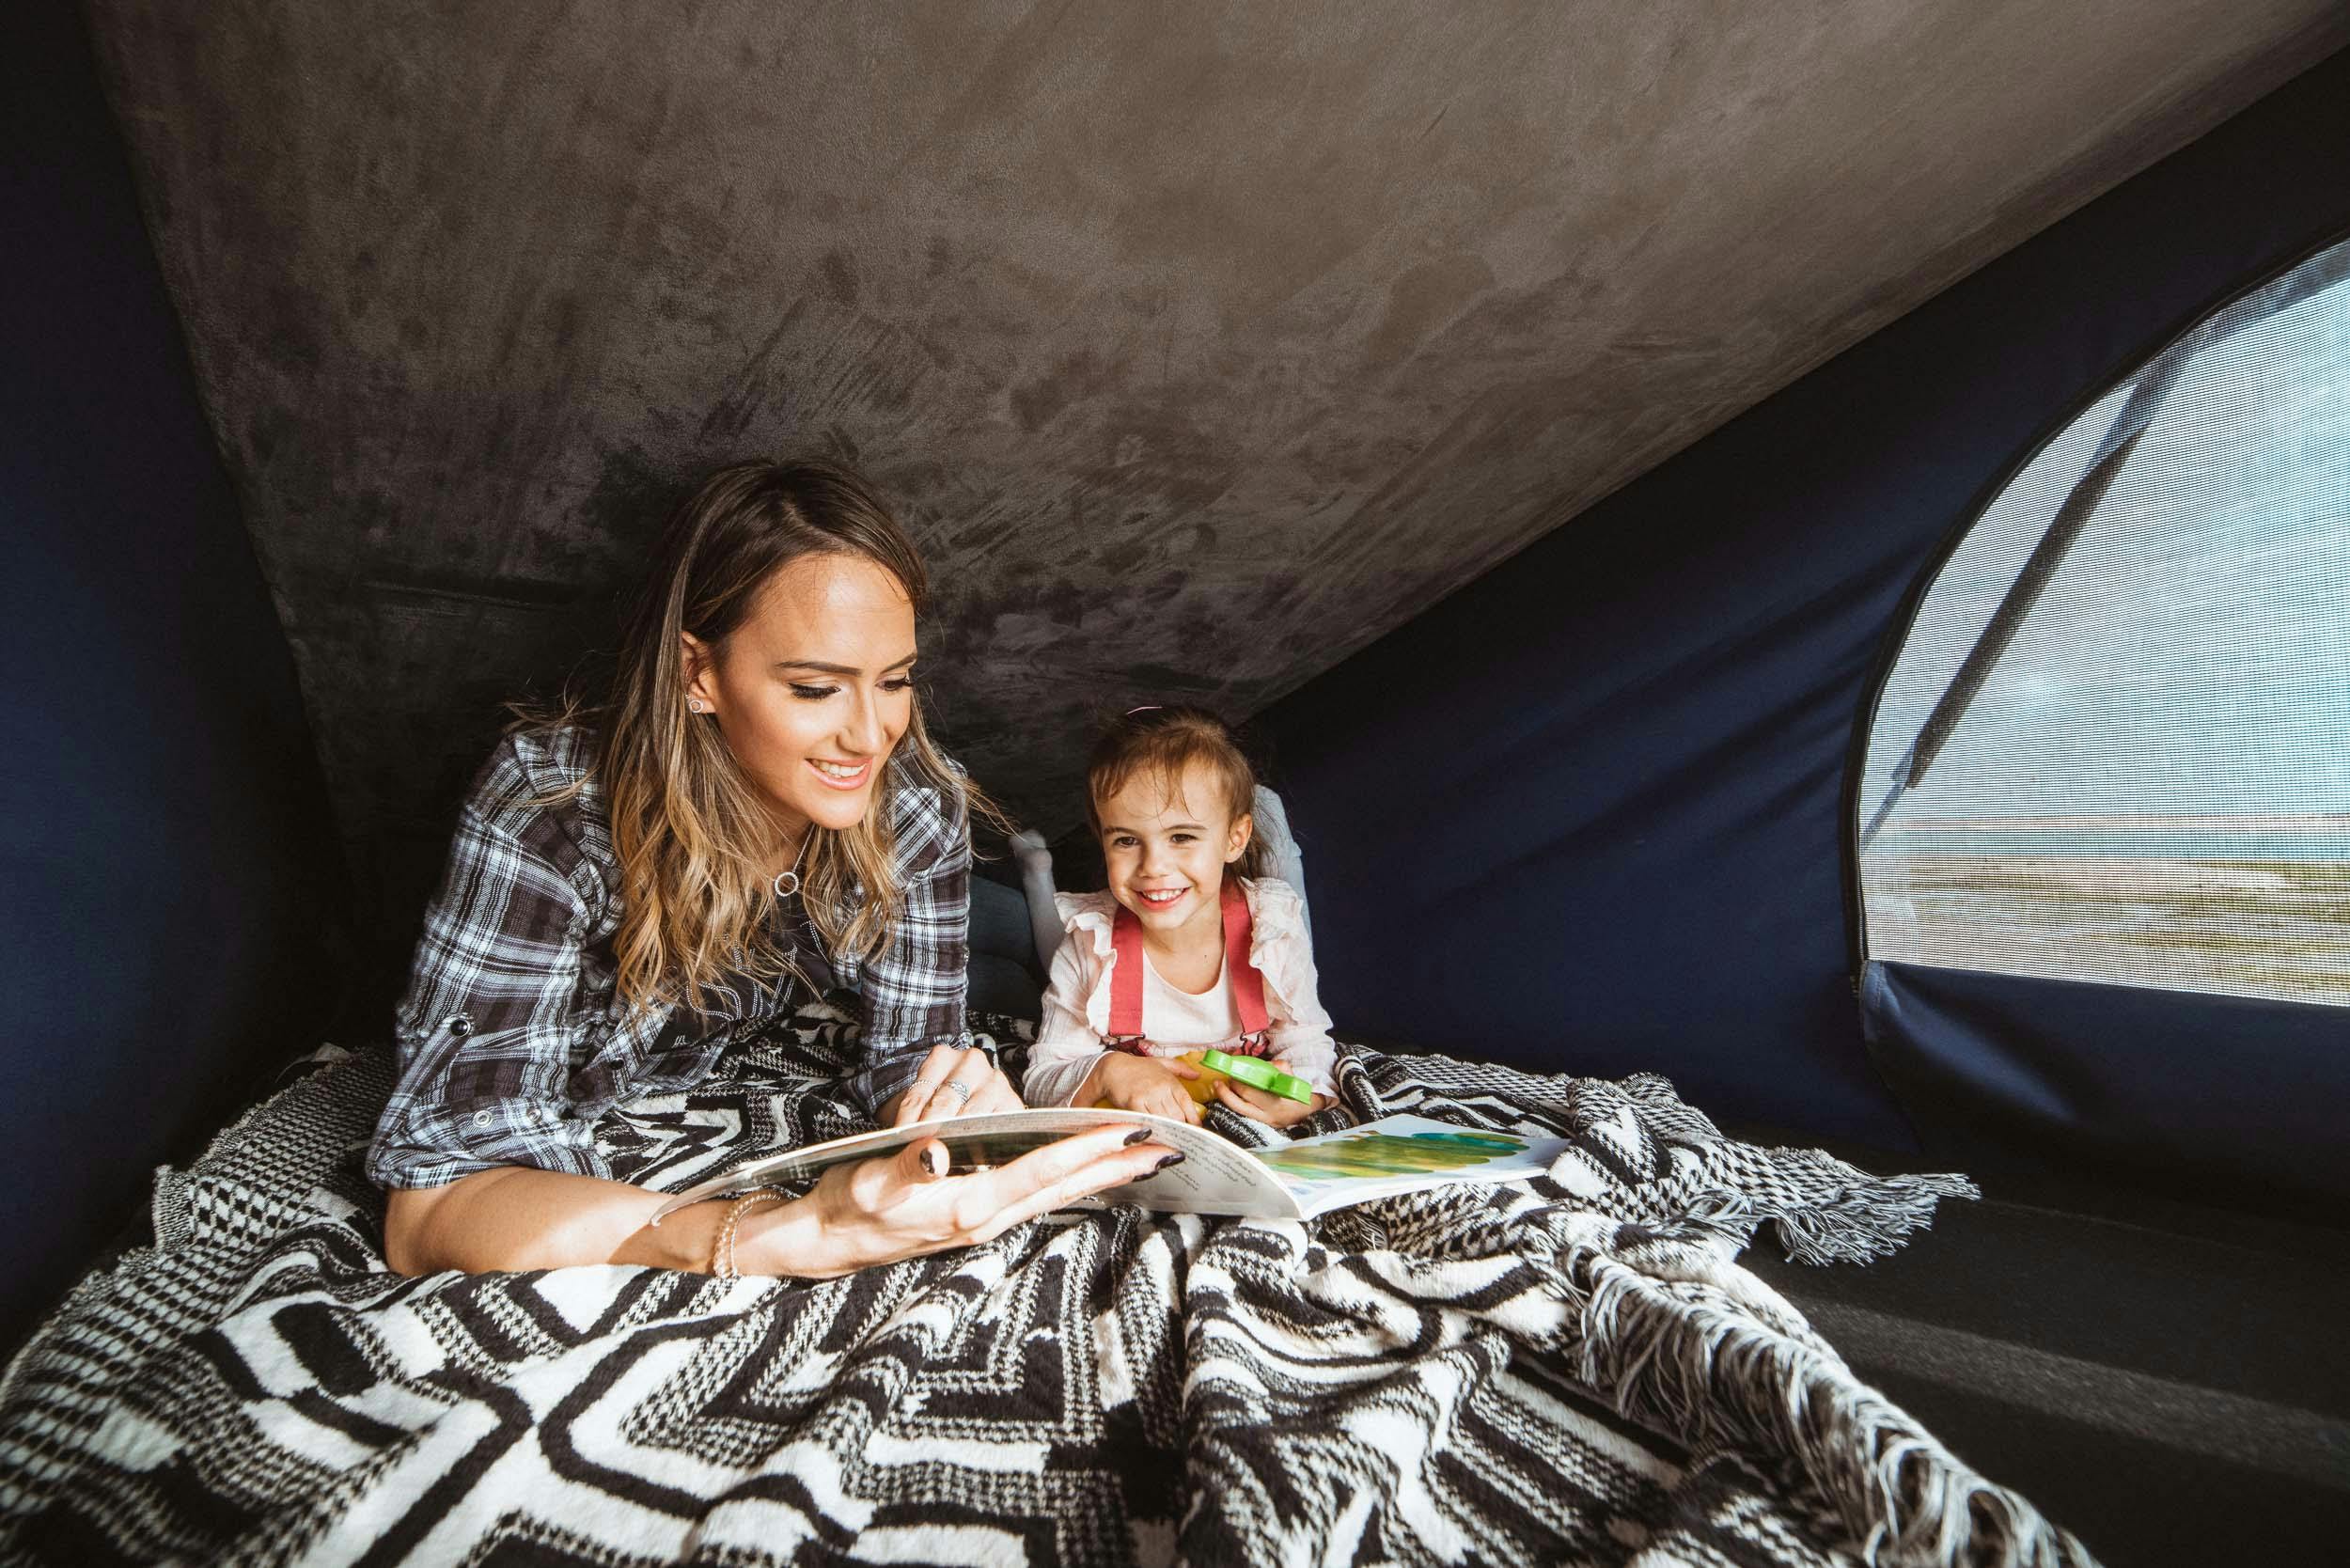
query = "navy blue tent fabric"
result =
(0, 5, 346, 1352)
(1862, 962, 2350, 1210)
(1255, 48, 2350, 1160)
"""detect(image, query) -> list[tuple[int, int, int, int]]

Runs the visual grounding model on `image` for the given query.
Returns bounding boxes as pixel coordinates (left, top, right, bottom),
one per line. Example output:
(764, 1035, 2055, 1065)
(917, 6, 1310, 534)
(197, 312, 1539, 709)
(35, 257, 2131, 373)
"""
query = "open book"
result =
(650, 1109, 1566, 1224)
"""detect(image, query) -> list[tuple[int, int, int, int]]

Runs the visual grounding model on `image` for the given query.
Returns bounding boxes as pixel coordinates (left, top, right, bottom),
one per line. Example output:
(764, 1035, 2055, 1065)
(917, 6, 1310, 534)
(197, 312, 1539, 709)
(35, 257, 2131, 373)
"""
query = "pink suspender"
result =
(1222, 878, 1273, 1035)
(1108, 878, 1271, 1040)
(1107, 909, 1146, 1036)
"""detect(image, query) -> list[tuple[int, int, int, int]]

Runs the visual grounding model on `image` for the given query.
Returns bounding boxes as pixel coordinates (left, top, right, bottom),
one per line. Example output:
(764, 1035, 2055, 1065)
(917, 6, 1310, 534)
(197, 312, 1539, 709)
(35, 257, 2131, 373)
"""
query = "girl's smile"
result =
(1096, 760, 1254, 946)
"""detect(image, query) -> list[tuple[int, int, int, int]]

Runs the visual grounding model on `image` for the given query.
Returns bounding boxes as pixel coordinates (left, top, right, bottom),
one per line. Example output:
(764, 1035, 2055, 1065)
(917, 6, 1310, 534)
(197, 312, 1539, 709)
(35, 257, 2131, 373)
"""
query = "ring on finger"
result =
(941, 1079, 974, 1105)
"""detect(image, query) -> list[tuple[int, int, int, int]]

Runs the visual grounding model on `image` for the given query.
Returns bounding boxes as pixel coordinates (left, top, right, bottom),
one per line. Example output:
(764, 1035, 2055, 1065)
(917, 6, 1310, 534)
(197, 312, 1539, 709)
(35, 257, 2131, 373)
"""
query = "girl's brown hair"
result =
(1085, 706, 1266, 880)
(521, 458, 1000, 1015)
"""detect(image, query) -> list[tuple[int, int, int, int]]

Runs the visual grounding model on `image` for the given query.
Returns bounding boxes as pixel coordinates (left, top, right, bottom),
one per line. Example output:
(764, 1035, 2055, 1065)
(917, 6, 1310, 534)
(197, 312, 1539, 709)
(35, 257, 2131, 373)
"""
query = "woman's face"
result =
(683, 552, 916, 843)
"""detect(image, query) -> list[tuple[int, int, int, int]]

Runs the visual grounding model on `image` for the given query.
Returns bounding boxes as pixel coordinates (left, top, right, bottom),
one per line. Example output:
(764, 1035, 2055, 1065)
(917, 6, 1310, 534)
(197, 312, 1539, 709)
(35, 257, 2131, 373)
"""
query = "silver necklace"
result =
(771, 829, 811, 900)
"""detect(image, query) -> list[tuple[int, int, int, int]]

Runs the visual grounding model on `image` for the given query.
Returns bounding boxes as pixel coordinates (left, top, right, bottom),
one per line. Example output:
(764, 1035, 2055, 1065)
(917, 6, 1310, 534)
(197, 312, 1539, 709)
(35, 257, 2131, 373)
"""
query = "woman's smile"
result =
(808, 757, 872, 790)
(685, 553, 916, 836)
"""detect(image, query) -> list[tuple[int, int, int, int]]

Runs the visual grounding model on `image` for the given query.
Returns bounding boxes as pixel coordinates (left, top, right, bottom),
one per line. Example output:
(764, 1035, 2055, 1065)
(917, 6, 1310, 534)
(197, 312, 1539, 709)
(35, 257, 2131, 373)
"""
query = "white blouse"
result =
(1132, 949, 1244, 1044)
(1023, 876, 1339, 1107)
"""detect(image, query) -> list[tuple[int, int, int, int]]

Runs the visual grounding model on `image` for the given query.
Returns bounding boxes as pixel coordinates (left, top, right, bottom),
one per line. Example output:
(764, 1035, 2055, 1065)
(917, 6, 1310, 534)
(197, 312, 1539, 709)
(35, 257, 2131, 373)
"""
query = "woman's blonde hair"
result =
(1085, 706, 1267, 880)
(522, 458, 997, 1016)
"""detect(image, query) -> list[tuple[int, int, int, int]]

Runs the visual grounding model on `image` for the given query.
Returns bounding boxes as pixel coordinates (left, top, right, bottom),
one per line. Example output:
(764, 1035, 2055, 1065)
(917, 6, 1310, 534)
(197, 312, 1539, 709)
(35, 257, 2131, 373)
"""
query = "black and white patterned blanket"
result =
(0, 1008, 2095, 1566)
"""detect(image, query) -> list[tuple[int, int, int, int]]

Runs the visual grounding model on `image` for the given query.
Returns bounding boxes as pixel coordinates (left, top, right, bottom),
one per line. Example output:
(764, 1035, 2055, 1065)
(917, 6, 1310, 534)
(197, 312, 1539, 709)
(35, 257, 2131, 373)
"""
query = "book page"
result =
(647, 1107, 1293, 1224)
(1247, 1115, 1567, 1219)
(647, 1110, 1559, 1227)
(1069, 1125, 1303, 1219)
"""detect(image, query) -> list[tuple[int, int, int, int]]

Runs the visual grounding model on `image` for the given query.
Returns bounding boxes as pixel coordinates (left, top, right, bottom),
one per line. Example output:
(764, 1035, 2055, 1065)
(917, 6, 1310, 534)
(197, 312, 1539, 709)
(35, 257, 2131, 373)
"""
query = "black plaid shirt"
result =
(366, 726, 974, 1189)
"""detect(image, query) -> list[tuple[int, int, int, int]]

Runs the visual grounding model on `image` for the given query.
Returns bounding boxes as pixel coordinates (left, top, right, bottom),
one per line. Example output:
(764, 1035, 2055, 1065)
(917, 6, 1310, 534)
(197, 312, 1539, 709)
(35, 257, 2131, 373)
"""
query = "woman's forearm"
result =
(384, 1167, 733, 1275)
(384, 1166, 864, 1278)
(384, 1121, 1176, 1282)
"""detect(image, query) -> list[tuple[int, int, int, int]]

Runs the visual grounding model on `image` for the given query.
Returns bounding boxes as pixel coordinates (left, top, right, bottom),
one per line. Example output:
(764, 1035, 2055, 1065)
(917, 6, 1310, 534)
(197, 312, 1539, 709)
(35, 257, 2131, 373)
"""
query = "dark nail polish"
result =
(1154, 1152, 1185, 1170)
(1123, 1128, 1152, 1146)
(922, 1146, 948, 1178)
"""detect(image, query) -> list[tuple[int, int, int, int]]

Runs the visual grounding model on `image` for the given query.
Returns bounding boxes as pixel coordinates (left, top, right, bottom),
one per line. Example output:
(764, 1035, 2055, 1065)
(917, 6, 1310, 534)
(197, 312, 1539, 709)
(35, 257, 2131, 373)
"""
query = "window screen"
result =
(1856, 236, 2350, 1009)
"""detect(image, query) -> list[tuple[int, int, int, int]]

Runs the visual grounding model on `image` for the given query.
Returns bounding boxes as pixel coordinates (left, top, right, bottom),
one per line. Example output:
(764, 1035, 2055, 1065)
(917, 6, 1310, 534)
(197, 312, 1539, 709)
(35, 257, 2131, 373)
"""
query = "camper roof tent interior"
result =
(6, 3, 2348, 1562)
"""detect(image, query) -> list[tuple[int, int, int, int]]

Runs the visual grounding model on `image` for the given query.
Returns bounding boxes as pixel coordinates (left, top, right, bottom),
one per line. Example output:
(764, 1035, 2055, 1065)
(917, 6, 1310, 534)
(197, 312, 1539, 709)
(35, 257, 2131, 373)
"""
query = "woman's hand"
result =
(1089, 1054, 1204, 1124)
(1213, 1062, 1329, 1130)
(888, 1043, 1024, 1125)
(743, 1122, 1178, 1278)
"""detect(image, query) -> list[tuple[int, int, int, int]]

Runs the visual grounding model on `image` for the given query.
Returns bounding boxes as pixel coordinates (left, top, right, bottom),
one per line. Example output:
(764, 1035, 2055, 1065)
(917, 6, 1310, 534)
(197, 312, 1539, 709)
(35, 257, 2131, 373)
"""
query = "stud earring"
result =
(687, 698, 708, 713)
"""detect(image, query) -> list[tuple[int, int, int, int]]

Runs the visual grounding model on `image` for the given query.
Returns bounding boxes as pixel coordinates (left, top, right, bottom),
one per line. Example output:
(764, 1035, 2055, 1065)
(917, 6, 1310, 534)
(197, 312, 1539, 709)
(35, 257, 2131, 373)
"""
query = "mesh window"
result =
(1856, 235, 2350, 1009)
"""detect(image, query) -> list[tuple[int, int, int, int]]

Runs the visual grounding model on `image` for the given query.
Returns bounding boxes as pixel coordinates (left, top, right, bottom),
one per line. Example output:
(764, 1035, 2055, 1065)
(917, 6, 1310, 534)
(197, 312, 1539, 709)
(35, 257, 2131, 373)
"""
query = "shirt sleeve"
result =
(366, 800, 616, 1189)
(1250, 786, 1311, 944)
(1263, 919, 1340, 1098)
(841, 780, 975, 1118)
(1023, 935, 1108, 1106)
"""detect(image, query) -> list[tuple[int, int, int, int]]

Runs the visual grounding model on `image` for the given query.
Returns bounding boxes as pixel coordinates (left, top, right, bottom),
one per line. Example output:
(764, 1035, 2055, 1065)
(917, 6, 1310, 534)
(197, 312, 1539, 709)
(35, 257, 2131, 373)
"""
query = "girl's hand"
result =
(1091, 1053, 1204, 1125)
(1213, 1063, 1329, 1129)
(889, 1043, 1025, 1125)
(746, 1122, 1175, 1278)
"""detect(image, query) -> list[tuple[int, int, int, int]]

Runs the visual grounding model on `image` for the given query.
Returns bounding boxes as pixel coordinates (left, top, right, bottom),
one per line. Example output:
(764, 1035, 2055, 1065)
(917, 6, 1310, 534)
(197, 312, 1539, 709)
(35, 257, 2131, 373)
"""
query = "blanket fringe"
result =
(1764, 1169, 1982, 1268)
(1572, 1246, 2096, 1568)
(1639, 1170, 1980, 1270)
(1637, 1189, 1763, 1252)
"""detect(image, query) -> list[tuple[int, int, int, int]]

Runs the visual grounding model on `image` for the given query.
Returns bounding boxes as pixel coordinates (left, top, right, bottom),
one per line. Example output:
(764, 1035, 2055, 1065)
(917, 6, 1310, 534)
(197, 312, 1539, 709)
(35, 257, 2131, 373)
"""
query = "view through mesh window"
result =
(1857, 236, 2350, 1009)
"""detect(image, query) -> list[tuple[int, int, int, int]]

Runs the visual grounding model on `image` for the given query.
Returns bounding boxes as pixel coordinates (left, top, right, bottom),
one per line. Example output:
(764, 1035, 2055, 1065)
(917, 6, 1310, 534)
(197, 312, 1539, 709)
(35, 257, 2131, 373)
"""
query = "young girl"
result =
(1023, 707, 1338, 1127)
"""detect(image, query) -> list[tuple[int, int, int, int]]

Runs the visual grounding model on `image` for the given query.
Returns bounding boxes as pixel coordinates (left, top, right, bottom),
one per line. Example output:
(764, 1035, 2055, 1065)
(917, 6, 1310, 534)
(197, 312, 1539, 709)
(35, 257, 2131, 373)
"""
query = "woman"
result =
(367, 459, 1173, 1278)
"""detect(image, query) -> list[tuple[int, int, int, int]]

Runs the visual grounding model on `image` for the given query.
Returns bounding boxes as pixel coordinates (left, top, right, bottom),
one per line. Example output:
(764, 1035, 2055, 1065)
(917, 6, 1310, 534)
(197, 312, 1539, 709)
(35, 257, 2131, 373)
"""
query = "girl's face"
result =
(1097, 760, 1253, 937)
(682, 552, 916, 843)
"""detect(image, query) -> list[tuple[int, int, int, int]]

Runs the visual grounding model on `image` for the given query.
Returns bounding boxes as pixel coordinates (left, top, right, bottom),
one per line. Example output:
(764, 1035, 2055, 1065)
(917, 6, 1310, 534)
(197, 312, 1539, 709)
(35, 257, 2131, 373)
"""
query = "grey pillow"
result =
(967, 874, 1043, 1021)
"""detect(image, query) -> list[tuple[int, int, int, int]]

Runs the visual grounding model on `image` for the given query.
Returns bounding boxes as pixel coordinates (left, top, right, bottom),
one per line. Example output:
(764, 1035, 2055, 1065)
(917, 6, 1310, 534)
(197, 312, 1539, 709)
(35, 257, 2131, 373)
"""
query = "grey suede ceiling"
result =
(86, 1, 2346, 901)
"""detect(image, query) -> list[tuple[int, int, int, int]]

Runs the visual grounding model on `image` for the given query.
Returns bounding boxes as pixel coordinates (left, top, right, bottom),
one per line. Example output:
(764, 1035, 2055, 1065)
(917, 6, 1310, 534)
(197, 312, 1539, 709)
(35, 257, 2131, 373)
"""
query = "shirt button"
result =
(473, 1110, 493, 1127)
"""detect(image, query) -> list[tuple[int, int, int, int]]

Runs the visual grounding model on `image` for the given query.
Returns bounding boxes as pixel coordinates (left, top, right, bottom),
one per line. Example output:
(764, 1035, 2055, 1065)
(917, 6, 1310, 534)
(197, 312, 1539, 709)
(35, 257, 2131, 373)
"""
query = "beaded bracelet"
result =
(711, 1187, 787, 1279)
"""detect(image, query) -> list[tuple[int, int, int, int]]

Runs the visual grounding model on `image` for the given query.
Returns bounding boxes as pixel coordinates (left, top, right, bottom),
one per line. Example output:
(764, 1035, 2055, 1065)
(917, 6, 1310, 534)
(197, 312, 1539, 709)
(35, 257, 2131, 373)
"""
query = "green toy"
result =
(1191, 1048, 1315, 1105)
